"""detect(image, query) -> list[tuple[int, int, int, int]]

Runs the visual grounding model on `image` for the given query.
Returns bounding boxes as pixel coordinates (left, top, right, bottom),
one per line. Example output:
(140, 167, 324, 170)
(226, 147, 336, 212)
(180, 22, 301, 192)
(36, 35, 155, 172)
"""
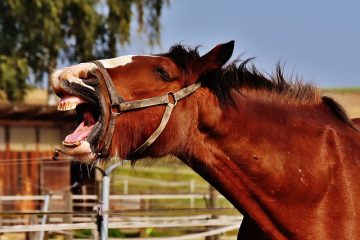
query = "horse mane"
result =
(322, 96, 358, 130)
(161, 44, 356, 130)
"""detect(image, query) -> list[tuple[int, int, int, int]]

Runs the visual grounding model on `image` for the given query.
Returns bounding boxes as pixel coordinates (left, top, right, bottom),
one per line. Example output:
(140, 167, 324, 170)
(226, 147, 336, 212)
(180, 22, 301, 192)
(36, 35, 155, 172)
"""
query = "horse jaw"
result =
(59, 140, 96, 163)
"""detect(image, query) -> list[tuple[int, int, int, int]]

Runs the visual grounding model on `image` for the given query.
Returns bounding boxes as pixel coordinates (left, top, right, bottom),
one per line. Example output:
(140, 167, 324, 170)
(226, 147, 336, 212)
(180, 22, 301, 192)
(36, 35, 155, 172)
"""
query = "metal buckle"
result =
(111, 103, 121, 116)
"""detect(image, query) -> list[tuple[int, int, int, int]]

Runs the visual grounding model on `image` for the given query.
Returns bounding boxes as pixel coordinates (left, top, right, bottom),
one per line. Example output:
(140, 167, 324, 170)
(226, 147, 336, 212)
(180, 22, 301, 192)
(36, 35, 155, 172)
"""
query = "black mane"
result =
(161, 44, 356, 129)
(161, 44, 319, 105)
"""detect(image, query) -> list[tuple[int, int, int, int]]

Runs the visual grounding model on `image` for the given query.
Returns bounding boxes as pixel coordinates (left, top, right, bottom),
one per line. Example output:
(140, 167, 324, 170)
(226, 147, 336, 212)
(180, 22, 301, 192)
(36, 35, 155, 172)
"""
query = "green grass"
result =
(108, 157, 236, 211)
(96, 156, 239, 238)
(321, 87, 360, 93)
(111, 156, 206, 186)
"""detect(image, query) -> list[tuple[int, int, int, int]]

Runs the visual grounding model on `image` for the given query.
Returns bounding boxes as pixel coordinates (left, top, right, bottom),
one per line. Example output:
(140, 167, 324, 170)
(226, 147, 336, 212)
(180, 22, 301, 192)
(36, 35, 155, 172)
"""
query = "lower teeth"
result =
(63, 139, 84, 148)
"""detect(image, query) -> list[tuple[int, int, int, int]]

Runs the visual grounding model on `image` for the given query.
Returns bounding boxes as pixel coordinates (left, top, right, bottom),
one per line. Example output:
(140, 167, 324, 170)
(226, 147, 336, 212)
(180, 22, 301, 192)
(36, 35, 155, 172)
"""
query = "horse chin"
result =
(60, 140, 97, 163)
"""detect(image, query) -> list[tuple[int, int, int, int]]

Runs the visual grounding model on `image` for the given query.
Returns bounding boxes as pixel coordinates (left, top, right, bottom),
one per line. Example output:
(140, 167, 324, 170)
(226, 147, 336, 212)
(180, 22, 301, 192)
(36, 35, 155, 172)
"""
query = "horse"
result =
(51, 41, 360, 239)
(353, 118, 360, 127)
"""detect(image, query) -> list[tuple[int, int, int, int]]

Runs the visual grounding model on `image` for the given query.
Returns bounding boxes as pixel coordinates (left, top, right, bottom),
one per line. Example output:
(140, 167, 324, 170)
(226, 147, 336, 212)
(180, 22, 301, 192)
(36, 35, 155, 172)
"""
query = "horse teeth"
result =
(57, 102, 65, 111)
(62, 140, 84, 148)
(57, 96, 86, 111)
(57, 101, 78, 111)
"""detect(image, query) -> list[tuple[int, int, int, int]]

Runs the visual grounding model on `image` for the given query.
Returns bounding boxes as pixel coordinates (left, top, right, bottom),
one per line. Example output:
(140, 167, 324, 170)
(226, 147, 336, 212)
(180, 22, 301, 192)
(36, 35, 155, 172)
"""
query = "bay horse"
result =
(51, 41, 360, 239)
(353, 118, 360, 127)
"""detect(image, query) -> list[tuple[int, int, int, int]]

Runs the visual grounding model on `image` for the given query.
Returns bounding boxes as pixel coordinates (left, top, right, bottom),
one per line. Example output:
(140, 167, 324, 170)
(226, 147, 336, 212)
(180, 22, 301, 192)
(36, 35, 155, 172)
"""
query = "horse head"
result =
(51, 41, 234, 162)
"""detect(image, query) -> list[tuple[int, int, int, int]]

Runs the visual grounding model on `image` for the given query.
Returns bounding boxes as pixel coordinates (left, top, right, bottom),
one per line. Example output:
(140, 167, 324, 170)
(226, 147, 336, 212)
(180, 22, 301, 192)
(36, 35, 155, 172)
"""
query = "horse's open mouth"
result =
(51, 63, 110, 161)
(57, 95, 102, 157)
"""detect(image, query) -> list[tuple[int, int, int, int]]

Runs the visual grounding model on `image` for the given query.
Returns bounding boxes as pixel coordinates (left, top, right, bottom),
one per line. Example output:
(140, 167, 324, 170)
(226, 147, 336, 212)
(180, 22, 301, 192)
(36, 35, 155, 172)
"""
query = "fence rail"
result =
(0, 167, 240, 239)
(0, 193, 241, 239)
(0, 217, 242, 233)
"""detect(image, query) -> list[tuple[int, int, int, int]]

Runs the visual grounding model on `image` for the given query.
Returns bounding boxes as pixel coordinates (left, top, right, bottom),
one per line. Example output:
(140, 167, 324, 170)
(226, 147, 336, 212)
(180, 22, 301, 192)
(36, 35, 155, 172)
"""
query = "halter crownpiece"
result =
(92, 60, 201, 160)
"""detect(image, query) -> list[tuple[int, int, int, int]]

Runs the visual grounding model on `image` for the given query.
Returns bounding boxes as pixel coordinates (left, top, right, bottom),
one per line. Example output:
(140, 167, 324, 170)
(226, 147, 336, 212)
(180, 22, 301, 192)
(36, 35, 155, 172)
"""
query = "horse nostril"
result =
(81, 71, 99, 87)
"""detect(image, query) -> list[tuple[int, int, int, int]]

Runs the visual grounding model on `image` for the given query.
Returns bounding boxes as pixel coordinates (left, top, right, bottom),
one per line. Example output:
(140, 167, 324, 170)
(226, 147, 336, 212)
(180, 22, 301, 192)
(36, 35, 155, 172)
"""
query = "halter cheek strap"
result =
(94, 60, 123, 158)
(92, 60, 201, 159)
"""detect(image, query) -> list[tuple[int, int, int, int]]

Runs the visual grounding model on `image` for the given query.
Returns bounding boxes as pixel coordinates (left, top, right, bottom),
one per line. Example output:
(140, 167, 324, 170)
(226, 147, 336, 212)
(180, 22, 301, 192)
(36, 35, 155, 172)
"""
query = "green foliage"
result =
(0, 0, 169, 101)
(0, 55, 29, 101)
(73, 229, 93, 238)
(109, 228, 126, 237)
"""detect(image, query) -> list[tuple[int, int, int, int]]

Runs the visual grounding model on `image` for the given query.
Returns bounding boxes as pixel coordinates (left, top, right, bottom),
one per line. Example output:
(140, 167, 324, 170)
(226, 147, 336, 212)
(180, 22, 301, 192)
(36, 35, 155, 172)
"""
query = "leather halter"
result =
(93, 60, 201, 159)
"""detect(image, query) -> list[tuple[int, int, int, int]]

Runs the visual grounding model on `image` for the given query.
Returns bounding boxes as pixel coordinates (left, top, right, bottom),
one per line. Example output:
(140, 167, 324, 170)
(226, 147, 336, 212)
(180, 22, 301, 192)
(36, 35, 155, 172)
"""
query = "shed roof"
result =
(0, 104, 76, 127)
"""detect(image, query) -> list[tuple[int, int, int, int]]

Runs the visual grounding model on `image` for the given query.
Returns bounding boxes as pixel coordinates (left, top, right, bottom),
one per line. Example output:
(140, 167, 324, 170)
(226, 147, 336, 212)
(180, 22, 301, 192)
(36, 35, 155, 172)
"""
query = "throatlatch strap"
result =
(124, 83, 201, 159)
(128, 102, 175, 159)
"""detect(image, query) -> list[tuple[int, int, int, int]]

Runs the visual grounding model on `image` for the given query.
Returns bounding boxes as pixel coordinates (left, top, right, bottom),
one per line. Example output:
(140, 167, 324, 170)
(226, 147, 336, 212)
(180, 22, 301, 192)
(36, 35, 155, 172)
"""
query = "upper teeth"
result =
(57, 102, 78, 111)
(57, 96, 85, 111)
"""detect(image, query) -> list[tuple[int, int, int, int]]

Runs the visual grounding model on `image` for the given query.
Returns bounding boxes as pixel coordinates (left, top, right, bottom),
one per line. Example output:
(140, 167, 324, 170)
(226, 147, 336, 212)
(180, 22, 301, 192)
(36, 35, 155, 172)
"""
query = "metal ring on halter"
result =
(111, 103, 122, 116)
(166, 92, 178, 106)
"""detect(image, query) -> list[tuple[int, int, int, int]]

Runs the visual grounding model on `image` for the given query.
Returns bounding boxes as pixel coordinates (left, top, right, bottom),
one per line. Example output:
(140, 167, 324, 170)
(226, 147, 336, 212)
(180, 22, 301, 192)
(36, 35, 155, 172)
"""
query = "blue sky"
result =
(124, 0, 360, 88)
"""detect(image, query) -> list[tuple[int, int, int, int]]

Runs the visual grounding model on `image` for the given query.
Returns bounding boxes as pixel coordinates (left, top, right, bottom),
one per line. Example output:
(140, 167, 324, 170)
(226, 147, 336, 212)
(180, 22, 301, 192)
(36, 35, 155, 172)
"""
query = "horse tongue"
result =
(64, 122, 95, 144)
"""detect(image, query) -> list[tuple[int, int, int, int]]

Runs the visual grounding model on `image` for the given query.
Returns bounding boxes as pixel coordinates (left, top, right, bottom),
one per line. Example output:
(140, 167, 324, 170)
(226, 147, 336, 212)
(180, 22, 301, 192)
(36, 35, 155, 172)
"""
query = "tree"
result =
(0, 0, 168, 102)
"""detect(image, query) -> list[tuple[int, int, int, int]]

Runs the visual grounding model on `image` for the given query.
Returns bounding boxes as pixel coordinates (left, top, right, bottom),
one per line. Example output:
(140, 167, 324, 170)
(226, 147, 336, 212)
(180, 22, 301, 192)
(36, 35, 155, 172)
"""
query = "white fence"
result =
(0, 164, 241, 239)
(0, 193, 241, 239)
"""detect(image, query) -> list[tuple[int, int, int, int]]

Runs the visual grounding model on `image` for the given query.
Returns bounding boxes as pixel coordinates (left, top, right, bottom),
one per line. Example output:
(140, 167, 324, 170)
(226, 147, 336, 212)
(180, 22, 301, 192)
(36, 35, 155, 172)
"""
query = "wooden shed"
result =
(0, 103, 96, 211)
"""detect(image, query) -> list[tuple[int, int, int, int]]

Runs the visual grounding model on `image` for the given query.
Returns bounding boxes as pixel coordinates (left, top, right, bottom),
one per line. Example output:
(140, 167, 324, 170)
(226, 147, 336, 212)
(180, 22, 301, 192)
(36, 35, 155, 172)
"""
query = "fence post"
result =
(64, 190, 73, 240)
(206, 185, 219, 240)
(100, 175, 110, 240)
(123, 179, 128, 195)
(39, 194, 51, 240)
(139, 197, 148, 238)
(190, 179, 195, 208)
(29, 215, 37, 240)
(95, 161, 124, 240)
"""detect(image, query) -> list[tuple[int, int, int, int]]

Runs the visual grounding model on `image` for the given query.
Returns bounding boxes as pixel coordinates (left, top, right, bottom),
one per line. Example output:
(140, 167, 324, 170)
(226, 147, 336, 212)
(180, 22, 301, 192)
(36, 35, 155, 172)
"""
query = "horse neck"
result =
(180, 88, 353, 239)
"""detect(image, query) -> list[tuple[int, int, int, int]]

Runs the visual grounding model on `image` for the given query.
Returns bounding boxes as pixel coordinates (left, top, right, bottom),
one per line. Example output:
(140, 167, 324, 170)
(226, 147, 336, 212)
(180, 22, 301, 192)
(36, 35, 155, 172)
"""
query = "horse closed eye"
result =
(155, 67, 171, 82)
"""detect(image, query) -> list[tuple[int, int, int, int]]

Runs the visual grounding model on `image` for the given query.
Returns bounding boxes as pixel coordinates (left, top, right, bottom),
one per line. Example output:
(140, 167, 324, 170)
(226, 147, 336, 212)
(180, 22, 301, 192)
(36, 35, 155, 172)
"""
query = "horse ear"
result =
(192, 40, 235, 79)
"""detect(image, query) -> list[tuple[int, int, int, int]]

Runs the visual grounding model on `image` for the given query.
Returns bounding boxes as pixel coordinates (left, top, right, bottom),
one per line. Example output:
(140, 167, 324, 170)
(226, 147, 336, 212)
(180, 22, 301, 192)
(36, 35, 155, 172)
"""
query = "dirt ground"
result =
(323, 91, 360, 118)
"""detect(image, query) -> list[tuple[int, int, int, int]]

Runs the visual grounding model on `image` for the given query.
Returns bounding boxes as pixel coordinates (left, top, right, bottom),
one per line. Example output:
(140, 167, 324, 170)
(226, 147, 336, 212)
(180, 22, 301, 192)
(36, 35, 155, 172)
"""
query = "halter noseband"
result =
(93, 60, 201, 160)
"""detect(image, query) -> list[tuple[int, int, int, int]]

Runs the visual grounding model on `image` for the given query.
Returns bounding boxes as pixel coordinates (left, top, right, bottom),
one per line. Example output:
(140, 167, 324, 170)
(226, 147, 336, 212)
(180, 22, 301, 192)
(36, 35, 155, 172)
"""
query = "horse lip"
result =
(87, 121, 102, 152)
(66, 82, 98, 105)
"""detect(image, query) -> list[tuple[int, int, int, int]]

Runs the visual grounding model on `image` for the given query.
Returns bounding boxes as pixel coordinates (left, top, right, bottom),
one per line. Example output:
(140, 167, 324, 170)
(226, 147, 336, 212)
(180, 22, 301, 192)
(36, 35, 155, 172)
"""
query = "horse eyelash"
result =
(155, 67, 171, 82)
